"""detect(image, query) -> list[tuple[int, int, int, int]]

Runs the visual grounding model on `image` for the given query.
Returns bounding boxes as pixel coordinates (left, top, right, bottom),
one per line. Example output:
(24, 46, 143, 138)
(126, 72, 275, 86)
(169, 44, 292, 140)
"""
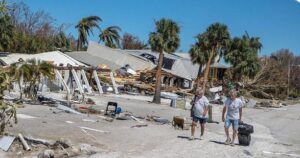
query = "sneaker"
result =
(189, 136, 195, 140)
(199, 135, 203, 140)
(225, 138, 231, 145)
(230, 142, 235, 147)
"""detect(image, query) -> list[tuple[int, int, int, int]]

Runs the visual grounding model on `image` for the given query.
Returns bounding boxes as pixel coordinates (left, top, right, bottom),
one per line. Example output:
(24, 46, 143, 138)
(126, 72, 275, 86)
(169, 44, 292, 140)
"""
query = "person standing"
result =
(190, 88, 209, 140)
(222, 90, 243, 146)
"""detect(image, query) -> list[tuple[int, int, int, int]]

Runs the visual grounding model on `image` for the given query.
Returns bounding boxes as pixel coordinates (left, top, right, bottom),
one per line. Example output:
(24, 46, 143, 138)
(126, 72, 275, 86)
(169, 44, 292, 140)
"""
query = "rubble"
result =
(56, 103, 83, 115)
(255, 100, 283, 108)
(0, 135, 15, 151)
(18, 133, 31, 151)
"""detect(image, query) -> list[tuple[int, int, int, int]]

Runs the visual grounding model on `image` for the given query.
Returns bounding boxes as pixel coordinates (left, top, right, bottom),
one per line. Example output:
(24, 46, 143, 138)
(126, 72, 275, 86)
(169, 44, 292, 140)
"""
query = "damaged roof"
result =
(68, 42, 230, 81)
(67, 42, 155, 71)
(0, 51, 86, 67)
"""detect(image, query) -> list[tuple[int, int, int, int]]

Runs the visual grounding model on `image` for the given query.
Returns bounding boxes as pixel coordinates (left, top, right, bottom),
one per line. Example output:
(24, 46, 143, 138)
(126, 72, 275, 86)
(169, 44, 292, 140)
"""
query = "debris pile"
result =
(0, 134, 102, 157)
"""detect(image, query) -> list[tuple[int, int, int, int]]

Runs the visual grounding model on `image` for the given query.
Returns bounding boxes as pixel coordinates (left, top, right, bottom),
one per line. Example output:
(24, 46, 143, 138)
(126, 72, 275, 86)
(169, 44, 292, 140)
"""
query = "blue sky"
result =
(14, 0, 300, 55)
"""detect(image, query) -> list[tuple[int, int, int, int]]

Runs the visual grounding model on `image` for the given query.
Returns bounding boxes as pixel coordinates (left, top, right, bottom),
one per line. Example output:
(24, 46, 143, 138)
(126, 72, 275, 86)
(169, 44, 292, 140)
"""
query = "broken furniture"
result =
(105, 102, 119, 117)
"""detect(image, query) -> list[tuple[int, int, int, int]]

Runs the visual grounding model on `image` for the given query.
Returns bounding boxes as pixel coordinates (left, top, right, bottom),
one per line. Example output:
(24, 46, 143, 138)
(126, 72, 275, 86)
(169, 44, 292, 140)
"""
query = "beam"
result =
(63, 70, 70, 91)
(81, 69, 92, 94)
(54, 69, 71, 105)
(93, 70, 103, 94)
(71, 68, 84, 94)
(110, 72, 119, 94)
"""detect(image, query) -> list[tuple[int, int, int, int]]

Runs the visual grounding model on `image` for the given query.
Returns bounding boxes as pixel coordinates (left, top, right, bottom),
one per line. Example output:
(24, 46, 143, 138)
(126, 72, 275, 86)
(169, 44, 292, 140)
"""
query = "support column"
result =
(81, 69, 92, 94)
(63, 70, 70, 91)
(54, 69, 71, 105)
(93, 70, 103, 94)
(170, 77, 175, 87)
(189, 81, 195, 90)
(56, 70, 62, 91)
(71, 68, 84, 94)
(110, 72, 119, 94)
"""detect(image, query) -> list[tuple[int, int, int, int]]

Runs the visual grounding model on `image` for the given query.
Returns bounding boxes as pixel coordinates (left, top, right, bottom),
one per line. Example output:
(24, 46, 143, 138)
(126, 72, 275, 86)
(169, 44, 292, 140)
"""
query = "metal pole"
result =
(287, 60, 290, 97)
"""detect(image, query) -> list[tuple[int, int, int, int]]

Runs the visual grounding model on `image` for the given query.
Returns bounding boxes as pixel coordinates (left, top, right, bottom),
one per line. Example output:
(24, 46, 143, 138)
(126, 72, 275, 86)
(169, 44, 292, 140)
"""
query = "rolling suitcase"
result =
(238, 122, 254, 146)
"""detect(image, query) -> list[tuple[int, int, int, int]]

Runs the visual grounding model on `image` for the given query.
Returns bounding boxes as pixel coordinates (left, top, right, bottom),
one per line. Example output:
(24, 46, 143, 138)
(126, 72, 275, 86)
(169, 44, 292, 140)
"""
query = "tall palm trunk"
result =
(195, 64, 203, 88)
(19, 72, 23, 100)
(77, 37, 80, 51)
(153, 51, 164, 104)
(202, 50, 215, 90)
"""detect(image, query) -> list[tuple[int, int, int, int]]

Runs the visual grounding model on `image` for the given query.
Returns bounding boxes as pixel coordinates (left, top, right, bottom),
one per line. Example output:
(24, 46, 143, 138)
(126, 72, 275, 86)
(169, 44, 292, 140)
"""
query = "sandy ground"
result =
(1, 93, 299, 158)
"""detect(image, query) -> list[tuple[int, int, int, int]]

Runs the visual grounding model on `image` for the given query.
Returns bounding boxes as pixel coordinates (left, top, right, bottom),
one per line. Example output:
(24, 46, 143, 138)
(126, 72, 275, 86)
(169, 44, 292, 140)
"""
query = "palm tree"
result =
(0, 67, 17, 135)
(0, 0, 8, 16)
(200, 23, 230, 90)
(11, 59, 54, 100)
(224, 33, 262, 81)
(75, 16, 101, 51)
(0, 15, 13, 52)
(99, 26, 121, 48)
(189, 34, 209, 88)
(149, 18, 180, 104)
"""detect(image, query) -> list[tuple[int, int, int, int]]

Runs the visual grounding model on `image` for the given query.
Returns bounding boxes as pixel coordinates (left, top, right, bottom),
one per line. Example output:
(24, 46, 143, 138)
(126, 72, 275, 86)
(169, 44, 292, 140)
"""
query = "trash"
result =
(17, 114, 37, 119)
(38, 149, 55, 158)
(77, 104, 92, 113)
(147, 116, 171, 124)
(131, 124, 148, 128)
(256, 100, 282, 108)
(24, 136, 54, 146)
(79, 143, 98, 155)
(116, 113, 131, 120)
(262, 151, 300, 157)
(55, 138, 72, 148)
(154, 117, 171, 124)
(116, 107, 122, 114)
(250, 90, 273, 99)
(245, 99, 257, 108)
(87, 106, 105, 114)
(65, 121, 74, 124)
(130, 116, 145, 124)
(78, 126, 110, 134)
(18, 133, 31, 151)
(82, 119, 98, 123)
(0, 136, 15, 151)
(37, 95, 56, 105)
(57, 104, 83, 115)
(161, 92, 179, 99)
(105, 102, 119, 117)
(209, 86, 222, 93)
(86, 98, 96, 105)
(96, 115, 114, 122)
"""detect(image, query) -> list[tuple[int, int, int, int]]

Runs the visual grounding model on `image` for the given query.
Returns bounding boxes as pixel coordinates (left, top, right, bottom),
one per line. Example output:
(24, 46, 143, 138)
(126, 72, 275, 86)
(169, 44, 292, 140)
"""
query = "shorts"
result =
(225, 118, 239, 130)
(192, 116, 207, 124)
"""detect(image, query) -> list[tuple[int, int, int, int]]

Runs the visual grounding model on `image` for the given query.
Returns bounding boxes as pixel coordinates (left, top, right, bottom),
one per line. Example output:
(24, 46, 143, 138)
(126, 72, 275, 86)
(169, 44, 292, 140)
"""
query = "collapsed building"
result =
(0, 42, 231, 100)
(67, 42, 231, 91)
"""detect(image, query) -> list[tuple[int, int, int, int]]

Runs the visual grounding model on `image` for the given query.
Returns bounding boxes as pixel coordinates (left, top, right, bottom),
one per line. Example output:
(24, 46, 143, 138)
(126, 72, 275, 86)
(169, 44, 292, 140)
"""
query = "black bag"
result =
(238, 122, 254, 134)
(238, 133, 251, 146)
(190, 96, 196, 117)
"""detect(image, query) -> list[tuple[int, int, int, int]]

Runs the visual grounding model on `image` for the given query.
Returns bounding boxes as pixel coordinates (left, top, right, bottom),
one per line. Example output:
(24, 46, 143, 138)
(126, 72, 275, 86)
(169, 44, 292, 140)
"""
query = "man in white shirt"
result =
(222, 90, 243, 146)
(190, 88, 209, 140)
